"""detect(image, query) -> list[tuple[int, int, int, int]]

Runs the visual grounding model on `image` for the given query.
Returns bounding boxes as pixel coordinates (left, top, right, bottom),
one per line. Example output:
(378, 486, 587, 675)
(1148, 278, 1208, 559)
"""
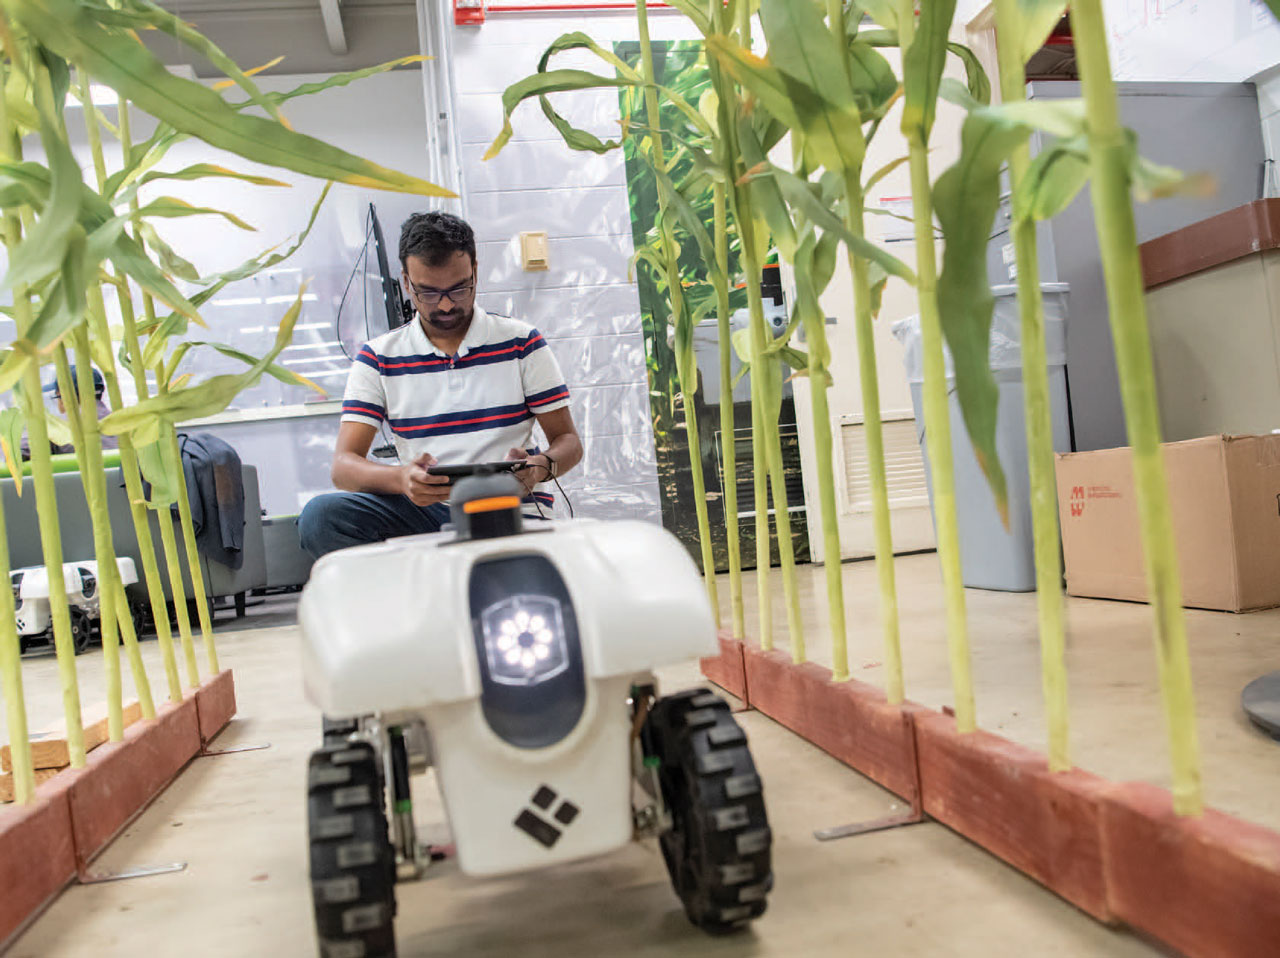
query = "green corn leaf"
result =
(246, 56, 431, 111)
(900, 0, 957, 139)
(662, 0, 713, 34)
(135, 163, 291, 190)
(933, 106, 1032, 518)
(537, 31, 641, 81)
(182, 183, 331, 304)
(0, 407, 25, 495)
(759, 0, 866, 174)
(736, 112, 798, 260)
(102, 285, 310, 436)
(538, 96, 622, 154)
(178, 341, 326, 395)
(484, 69, 630, 161)
(14, 0, 455, 197)
(84, 0, 292, 126)
(108, 231, 206, 325)
(865, 154, 909, 194)
(706, 35, 803, 131)
(1010, 0, 1070, 67)
(3, 73, 84, 292)
(1014, 134, 1090, 221)
(759, 164, 915, 283)
(868, 261, 889, 318)
(845, 40, 900, 117)
(134, 196, 257, 231)
(136, 220, 201, 282)
(639, 154, 725, 288)
(134, 436, 179, 506)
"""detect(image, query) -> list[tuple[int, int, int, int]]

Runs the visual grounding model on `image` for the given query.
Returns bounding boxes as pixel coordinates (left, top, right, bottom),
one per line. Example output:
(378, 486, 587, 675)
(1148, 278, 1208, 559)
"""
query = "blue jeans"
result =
(298, 492, 452, 559)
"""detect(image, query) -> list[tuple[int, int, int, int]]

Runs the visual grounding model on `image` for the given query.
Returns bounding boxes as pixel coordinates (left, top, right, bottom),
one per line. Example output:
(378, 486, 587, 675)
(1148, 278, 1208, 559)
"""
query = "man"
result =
(299, 211, 582, 558)
(21, 365, 119, 459)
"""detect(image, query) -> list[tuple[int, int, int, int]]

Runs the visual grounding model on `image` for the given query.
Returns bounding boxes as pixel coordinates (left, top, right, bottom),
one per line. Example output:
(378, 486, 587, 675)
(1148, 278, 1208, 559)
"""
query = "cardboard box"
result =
(1055, 435, 1280, 612)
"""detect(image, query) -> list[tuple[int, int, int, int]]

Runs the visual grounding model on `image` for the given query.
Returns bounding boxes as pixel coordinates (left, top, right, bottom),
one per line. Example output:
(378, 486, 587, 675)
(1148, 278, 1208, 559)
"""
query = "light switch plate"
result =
(519, 231, 549, 271)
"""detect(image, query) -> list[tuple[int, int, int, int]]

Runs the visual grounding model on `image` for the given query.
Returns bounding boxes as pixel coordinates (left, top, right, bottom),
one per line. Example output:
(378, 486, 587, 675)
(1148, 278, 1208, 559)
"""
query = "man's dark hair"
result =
(399, 211, 476, 270)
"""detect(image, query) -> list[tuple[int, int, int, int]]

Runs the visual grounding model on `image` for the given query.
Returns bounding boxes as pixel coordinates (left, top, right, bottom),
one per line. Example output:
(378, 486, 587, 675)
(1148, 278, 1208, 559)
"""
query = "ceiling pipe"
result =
(318, 0, 348, 55)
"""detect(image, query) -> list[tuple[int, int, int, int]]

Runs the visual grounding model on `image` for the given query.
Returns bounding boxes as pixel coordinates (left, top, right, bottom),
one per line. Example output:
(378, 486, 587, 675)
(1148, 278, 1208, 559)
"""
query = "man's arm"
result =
(508, 406, 583, 490)
(332, 421, 450, 506)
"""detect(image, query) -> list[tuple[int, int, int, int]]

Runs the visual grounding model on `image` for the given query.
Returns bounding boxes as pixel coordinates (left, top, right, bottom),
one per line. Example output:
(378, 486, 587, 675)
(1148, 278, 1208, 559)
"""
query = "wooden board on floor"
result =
(1, 702, 143, 773)
(0, 767, 62, 804)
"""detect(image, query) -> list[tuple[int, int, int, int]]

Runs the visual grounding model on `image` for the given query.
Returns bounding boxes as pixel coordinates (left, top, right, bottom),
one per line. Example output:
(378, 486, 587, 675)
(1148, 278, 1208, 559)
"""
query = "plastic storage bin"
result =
(891, 284, 1072, 591)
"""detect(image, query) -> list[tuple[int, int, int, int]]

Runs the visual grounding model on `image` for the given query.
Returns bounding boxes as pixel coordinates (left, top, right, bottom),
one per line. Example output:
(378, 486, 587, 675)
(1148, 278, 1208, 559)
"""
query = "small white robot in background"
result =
(11, 558, 139, 655)
(300, 469, 773, 958)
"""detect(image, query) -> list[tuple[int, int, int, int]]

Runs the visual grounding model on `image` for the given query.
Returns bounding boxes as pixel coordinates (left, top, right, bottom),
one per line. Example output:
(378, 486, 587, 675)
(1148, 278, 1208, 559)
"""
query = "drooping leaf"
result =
(933, 106, 1031, 522)
(639, 153, 725, 287)
(539, 96, 622, 154)
(865, 154, 909, 194)
(15, 0, 455, 197)
(484, 69, 630, 161)
(177, 341, 327, 395)
(134, 436, 179, 505)
(1011, 0, 1070, 67)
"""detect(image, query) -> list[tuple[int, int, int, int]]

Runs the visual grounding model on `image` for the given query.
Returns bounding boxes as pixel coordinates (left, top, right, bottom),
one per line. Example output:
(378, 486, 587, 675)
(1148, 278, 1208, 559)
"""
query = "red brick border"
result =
(194, 669, 237, 745)
(1100, 782, 1280, 956)
(703, 649, 1280, 954)
(914, 712, 1113, 921)
(0, 671, 235, 949)
(699, 633, 748, 703)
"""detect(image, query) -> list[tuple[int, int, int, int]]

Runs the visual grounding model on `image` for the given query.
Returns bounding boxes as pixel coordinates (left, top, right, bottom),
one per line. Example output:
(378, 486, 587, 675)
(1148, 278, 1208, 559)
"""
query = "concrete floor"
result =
(5, 553, 1278, 956)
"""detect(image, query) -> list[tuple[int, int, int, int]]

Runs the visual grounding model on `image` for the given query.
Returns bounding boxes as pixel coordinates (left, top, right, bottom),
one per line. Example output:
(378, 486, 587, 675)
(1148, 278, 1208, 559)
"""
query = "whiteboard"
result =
(1108, 0, 1280, 82)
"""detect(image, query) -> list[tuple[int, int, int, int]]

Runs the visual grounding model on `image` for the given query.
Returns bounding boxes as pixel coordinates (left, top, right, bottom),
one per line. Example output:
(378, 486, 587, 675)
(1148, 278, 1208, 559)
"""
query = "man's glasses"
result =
(405, 277, 476, 306)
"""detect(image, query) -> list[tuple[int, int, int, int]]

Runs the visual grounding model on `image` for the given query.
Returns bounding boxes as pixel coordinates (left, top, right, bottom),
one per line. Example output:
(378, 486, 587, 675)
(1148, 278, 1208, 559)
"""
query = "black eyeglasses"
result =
(405, 276, 477, 306)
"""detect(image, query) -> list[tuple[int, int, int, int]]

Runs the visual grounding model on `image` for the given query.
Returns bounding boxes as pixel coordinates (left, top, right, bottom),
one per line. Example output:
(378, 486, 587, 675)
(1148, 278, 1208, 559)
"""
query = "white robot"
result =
(12, 558, 139, 655)
(299, 470, 772, 958)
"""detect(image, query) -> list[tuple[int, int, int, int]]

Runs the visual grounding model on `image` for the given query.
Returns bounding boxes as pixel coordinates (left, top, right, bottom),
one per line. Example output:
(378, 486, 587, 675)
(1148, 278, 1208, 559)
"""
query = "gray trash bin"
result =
(891, 284, 1071, 591)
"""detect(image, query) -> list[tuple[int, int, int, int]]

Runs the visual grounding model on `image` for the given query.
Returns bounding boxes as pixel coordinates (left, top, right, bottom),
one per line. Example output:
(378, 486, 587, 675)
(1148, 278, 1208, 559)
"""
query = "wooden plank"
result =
(741, 644, 923, 804)
(1, 702, 143, 772)
(1100, 781, 1280, 957)
(914, 711, 1114, 921)
(0, 767, 63, 804)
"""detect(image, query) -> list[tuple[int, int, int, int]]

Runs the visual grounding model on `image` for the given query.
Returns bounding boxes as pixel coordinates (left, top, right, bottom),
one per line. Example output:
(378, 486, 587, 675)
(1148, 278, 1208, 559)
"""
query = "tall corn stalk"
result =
(1, 48, 87, 767)
(634, 0, 718, 622)
(896, 0, 975, 731)
(993, 0, 1069, 770)
(1071, 0, 1201, 814)
(75, 68, 183, 703)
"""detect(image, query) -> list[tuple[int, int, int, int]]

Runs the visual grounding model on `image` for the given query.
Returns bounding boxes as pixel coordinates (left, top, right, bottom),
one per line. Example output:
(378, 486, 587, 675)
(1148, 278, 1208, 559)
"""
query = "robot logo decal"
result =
(513, 785, 580, 848)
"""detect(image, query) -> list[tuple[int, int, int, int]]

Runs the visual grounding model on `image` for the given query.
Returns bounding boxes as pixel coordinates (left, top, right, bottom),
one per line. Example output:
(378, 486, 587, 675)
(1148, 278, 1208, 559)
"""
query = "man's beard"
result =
(422, 305, 472, 334)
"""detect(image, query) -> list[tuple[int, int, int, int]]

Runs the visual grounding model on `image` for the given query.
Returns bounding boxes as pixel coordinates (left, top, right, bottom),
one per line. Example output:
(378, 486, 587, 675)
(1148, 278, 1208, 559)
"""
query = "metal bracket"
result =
(78, 862, 187, 884)
(199, 742, 271, 757)
(814, 798, 925, 842)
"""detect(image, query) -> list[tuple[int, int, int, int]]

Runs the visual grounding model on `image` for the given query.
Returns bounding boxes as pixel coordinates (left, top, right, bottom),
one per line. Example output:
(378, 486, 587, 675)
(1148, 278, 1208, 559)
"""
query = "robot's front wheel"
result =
(643, 688, 773, 934)
(69, 610, 93, 656)
(308, 743, 398, 958)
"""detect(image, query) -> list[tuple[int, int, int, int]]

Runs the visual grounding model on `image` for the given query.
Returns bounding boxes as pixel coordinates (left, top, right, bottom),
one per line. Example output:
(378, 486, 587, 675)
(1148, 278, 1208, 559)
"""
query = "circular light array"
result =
(496, 612, 556, 671)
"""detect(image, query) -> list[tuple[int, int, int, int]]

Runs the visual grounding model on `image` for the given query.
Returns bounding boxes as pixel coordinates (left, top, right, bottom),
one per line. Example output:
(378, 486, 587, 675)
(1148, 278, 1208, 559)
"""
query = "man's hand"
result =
(507, 447, 551, 494)
(401, 453, 451, 507)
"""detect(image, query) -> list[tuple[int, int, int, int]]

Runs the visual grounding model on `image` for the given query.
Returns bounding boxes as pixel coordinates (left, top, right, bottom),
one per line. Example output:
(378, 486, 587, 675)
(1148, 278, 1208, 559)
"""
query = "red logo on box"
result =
(1070, 485, 1085, 517)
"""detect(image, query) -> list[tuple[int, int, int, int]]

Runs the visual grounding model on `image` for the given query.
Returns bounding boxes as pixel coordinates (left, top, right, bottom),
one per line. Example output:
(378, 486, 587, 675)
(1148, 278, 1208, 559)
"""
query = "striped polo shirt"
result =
(340, 306, 570, 507)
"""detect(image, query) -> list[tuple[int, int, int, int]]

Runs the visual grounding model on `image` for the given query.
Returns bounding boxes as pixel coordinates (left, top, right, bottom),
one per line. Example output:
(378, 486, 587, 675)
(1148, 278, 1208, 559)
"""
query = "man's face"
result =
(403, 251, 477, 337)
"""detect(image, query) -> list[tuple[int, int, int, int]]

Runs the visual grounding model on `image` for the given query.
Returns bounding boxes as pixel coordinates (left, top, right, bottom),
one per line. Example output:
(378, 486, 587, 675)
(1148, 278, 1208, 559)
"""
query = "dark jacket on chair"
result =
(178, 432, 245, 571)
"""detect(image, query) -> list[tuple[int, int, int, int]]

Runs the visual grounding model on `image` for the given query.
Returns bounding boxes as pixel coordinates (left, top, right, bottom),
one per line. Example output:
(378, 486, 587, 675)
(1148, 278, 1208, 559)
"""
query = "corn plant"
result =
(0, 0, 454, 803)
